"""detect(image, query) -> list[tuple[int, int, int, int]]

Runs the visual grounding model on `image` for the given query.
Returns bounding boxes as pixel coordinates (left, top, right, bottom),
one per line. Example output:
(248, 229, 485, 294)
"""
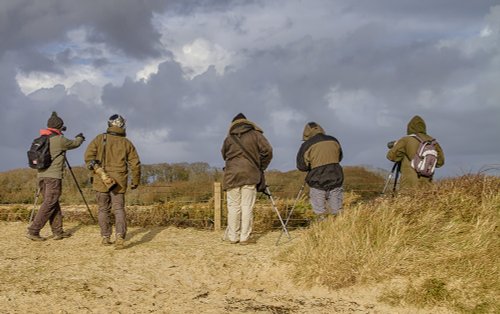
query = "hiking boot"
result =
(53, 231, 72, 240)
(115, 235, 125, 249)
(101, 237, 113, 246)
(26, 233, 46, 241)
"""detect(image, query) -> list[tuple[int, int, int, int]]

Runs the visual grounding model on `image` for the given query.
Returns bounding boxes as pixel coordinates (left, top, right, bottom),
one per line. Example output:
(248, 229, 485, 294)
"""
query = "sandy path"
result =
(0, 221, 445, 313)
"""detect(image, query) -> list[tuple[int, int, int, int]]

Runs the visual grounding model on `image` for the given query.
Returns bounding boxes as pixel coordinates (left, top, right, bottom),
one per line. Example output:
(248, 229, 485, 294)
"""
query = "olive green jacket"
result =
(387, 116, 445, 190)
(84, 126, 141, 193)
(37, 129, 84, 179)
(221, 118, 273, 190)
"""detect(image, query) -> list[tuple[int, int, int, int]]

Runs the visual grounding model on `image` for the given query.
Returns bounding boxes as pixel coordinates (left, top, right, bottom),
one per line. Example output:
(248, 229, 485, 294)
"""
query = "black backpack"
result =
(27, 134, 58, 169)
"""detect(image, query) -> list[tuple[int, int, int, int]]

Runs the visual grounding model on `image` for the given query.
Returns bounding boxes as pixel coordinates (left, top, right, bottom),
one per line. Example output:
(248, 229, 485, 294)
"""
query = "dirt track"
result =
(0, 221, 446, 313)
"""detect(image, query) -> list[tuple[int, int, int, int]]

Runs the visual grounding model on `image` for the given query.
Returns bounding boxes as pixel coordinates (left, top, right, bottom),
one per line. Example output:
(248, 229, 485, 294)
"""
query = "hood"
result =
(228, 118, 263, 136)
(406, 115, 427, 135)
(107, 125, 126, 136)
(302, 122, 325, 141)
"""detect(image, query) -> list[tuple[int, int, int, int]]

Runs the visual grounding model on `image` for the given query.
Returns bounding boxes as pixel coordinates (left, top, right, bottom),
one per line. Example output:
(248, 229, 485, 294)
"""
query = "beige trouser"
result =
(226, 185, 257, 242)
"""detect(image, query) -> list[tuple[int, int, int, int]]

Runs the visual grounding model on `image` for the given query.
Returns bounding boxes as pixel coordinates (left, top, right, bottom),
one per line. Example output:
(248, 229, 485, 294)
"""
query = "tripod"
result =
(222, 185, 291, 244)
(29, 156, 96, 224)
(382, 162, 401, 195)
(275, 183, 305, 245)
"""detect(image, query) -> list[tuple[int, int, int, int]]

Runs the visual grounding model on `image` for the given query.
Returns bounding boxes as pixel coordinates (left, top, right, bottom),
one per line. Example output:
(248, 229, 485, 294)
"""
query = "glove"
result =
(76, 133, 85, 141)
(130, 184, 138, 190)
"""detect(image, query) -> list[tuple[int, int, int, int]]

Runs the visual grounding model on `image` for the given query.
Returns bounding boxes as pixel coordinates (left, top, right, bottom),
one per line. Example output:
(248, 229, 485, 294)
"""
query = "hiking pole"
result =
(276, 183, 305, 245)
(29, 186, 41, 225)
(64, 156, 96, 223)
(264, 186, 291, 245)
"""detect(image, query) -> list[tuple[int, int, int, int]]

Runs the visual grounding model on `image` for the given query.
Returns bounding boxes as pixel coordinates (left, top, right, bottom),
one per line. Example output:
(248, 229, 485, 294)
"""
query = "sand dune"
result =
(0, 221, 447, 313)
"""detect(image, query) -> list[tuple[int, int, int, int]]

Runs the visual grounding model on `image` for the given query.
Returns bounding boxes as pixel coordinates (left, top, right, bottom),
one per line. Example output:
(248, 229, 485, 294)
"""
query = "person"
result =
(27, 112, 85, 241)
(221, 113, 273, 245)
(84, 114, 141, 248)
(296, 122, 343, 220)
(386, 115, 445, 190)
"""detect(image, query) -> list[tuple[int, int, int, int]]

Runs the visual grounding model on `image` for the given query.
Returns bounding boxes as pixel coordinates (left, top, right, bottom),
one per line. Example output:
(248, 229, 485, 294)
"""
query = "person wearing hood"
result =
(27, 112, 85, 241)
(387, 115, 445, 190)
(296, 122, 344, 220)
(84, 114, 141, 248)
(221, 113, 273, 245)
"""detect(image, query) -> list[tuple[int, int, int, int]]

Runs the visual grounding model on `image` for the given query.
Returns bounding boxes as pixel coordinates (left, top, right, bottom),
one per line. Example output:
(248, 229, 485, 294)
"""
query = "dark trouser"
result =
(28, 178, 63, 236)
(96, 191, 126, 238)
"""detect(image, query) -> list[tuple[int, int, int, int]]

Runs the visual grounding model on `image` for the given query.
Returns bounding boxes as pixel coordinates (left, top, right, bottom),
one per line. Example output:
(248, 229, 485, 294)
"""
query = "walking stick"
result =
(276, 183, 305, 245)
(29, 186, 41, 225)
(64, 156, 96, 222)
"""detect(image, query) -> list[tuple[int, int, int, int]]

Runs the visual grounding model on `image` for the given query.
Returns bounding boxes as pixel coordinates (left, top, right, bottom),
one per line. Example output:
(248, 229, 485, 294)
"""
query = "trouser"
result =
(28, 178, 63, 236)
(96, 191, 126, 238)
(309, 186, 343, 215)
(226, 185, 257, 242)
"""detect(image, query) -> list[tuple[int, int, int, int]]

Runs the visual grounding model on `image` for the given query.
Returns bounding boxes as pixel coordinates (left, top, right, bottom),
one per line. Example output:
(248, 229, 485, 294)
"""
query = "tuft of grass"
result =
(281, 175, 500, 312)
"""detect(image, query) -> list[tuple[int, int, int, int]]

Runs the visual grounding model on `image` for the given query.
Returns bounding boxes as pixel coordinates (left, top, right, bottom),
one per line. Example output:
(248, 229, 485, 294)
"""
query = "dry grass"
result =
(281, 175, 500, 313)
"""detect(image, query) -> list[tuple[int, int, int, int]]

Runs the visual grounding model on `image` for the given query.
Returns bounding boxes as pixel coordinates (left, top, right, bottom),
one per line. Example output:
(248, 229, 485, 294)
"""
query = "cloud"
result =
(0, 1, 499, 179)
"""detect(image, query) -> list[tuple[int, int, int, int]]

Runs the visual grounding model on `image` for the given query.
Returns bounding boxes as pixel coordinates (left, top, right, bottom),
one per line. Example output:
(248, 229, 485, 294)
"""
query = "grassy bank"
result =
(281, 175, 500, 313)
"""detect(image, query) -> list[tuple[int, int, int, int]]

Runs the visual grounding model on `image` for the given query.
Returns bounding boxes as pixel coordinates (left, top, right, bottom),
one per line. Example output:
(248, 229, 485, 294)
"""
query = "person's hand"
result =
(76, 133, 85, 141)
(130, 184, 138, 190)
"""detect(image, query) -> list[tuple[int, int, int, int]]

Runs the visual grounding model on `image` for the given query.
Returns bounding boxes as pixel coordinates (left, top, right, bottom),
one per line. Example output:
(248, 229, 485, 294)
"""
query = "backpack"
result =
(409, 134, 439, 177)
(27, 134, 57, 169)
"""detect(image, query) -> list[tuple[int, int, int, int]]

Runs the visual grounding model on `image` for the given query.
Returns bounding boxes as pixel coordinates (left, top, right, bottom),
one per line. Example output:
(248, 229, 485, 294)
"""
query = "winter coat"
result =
(221, 119, 273, 190)
(84, 126, 141, 193)
(296, 122, 343, 191)
(37, 128, 84, 179)
(386, 115, 445, 190)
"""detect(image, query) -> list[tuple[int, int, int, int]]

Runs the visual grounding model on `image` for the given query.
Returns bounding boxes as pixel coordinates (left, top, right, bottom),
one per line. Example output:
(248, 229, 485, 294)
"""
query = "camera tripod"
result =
(29, 156, 96, 225)
(382, 161, 401, 195)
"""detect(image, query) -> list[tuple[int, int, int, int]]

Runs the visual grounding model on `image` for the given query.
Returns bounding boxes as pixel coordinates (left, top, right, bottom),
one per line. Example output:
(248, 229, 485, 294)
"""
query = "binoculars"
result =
(88, 160, 117, 191)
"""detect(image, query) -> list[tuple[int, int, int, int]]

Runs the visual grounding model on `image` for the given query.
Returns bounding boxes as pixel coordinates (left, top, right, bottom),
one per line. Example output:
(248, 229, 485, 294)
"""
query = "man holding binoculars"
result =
(84, 114, 141, 248)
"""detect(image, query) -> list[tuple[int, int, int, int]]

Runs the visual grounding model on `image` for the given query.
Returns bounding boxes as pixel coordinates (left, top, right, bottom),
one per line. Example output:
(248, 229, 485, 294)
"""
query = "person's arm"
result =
(258, 134, 273, 170)
(84, 137, 98, 167)
(435, 142, 445, 168)
(386, 137, 406, 162)
(61, 134, 84, 151)
(127, 142, 141, 188)
(296, 142, 310, 172)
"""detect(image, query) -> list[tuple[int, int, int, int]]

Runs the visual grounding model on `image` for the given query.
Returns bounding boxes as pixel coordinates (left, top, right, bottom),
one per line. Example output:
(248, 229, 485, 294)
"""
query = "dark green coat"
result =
(221, 119, 273, 190)
(387, 115, 445, 190)
(37, 129, 84, 179)
(84, 126, 141, 193)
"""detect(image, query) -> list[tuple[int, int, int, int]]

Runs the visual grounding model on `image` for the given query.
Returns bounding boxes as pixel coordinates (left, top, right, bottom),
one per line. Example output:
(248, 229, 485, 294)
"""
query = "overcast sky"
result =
(1, 0, 499, 177)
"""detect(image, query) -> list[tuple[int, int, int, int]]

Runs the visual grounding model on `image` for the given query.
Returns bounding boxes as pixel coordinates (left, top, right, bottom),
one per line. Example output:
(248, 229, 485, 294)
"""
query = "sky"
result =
(1, 0, 499, 177)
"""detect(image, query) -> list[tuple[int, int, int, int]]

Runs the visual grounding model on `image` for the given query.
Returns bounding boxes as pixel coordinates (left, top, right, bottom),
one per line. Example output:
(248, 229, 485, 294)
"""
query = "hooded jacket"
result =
(387, 115, 445, 190)
(296, 122, 343, 190)
(84, 126, 141, 193)
(221, 118, 273, 190)
(37, 128, 84, 179)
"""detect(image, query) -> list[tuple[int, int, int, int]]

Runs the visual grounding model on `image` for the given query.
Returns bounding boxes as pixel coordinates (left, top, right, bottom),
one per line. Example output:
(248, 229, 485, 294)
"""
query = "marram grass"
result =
(281, 175, 500, 313)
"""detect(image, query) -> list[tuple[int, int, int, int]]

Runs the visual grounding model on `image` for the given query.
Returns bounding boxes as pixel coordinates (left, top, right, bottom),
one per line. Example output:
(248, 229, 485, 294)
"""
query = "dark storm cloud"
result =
(0, 0, 498, 178)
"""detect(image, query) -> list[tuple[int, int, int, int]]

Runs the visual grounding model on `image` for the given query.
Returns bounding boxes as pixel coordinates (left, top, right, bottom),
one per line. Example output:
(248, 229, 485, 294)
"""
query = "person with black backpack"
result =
(26, 112, 85, 241)
(386, 115, 445, 191)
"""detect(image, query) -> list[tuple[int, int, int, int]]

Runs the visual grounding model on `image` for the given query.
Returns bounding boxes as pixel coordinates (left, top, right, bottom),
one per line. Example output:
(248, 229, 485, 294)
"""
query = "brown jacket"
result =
(84, 126, 141, 193)
(387, 115, 445, 190)
(221, 119, 273, 190)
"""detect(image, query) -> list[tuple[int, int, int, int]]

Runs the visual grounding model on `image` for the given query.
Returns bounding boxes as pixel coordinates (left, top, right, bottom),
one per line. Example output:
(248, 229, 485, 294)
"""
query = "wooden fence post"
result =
(214, 182, 222, 231)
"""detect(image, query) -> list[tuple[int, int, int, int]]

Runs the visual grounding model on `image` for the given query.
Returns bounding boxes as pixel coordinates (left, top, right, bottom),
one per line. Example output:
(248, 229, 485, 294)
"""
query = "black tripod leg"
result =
(65, 157, 96, 223)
